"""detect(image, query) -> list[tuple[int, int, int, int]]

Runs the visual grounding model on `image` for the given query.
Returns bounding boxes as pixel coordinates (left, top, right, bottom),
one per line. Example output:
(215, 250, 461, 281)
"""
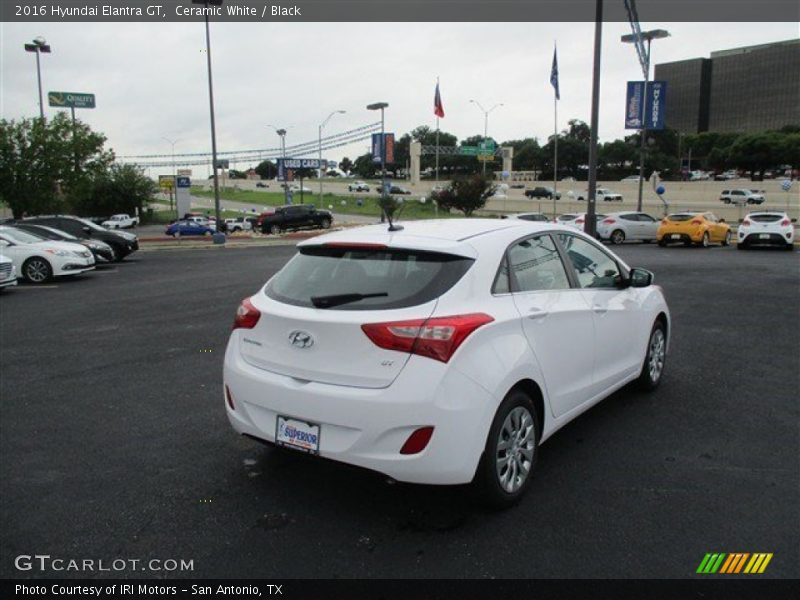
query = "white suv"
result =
(223, 219, 670, 507)
(720, 189, 765, 205)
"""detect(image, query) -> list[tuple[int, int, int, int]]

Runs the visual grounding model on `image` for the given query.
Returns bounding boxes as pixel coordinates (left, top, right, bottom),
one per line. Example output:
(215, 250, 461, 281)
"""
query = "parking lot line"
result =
(11, 285, 59, 289)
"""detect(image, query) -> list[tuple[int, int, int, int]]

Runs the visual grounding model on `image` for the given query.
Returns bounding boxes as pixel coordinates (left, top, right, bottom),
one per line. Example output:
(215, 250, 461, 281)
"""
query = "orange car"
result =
(657, 212, 732, 247)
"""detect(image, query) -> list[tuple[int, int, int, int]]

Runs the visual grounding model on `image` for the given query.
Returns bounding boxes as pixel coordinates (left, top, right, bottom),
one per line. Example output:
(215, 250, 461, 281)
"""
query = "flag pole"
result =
(435, 76, 440, 186)
(553, 43, 558, 220)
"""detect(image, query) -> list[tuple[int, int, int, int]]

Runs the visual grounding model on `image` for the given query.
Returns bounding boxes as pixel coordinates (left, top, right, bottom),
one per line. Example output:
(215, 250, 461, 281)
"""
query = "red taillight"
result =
(691, 219, 703, 225)
(361, 313, 494, 363)
(742, 219, 752, 226)
(225, 385, 236, 410)
(233, 297, 261, 330)
(781, 218, 791, 226)
(400, 426, 434, 455)
(602, 218, 616, 224)
(575, 218, 584, 225)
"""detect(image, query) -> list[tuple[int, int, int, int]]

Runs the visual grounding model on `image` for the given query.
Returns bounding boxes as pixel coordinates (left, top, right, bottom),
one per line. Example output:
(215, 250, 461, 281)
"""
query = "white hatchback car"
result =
(555, 213, 607, 231)
(223, 219, 670, 507)
(0, 226, 95, 283)
(0, 254, 17, 290)
(737, 212, 794, 250)
(596, 211, 660, 245)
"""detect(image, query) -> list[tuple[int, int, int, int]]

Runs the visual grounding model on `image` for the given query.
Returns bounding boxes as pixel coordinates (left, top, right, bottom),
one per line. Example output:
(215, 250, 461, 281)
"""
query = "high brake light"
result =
(361, 313, 494, 363)
(781, 218, 791, 226)
(233, 297, 261, 330)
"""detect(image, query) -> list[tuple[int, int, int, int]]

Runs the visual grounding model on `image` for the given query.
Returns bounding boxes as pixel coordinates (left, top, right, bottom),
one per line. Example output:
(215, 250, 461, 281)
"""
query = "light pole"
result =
(162, 137, 179, 215)
(367, 102, 389, 223)
(621, 28, 671, 212)
(470, 100, 503, 175)
(586, 0, 604, 237)
(193, 0, 224, 234)
(269, 126, 289, 205)
(318, 110, 346, 201)
(24, 37, 51, 120)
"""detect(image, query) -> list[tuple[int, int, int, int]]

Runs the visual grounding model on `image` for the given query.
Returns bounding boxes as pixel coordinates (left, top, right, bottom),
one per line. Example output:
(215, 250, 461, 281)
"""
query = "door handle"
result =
(527, 308, 549, 320)
(592, 304, 608, 315)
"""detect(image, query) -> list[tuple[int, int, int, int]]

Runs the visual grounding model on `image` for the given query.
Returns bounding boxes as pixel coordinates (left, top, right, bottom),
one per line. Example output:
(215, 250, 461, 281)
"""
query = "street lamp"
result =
(469, 99, 503, 175)
(318, 110, 346, 199)
(269, 125, 289, 205)
(24, 37, 51, 120)
(162, 137, 179, 215)
(621, 28, 671, 211)
(192, 0, 224, 234)
(367, 102, 389, 223)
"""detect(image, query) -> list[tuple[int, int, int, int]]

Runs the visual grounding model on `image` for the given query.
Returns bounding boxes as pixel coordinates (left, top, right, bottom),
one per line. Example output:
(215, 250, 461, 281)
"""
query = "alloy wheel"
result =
(495, 406, 535, 494)
(648, 329, 666, 383)
(25, 259, 49, 283)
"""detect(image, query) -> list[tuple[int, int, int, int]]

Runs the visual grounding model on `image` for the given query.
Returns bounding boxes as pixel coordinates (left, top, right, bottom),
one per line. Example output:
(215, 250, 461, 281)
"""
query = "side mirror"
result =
(628, 267, 654, 288)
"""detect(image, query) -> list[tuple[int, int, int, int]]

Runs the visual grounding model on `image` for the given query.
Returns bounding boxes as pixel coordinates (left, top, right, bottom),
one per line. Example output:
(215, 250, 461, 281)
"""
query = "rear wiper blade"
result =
(311, 292, 388, 308)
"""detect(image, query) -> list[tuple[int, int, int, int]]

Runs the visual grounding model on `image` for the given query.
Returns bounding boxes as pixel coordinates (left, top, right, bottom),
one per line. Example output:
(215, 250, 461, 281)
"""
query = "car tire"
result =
(22, 257, 53, 284)
(474, 389, 539, 510)
(737, 242, 747, 250)
(658, 239, 667, 247)
(320, 218, 331, 229)
(785, 243, 795, 251)
(722, 231, 731, 246)
(204, 231, 212, 237)
(700, 232, 710, 248)
(638, 320, 667, 391)
(610, 229, 626, 245)
(269, 224, 281, 235)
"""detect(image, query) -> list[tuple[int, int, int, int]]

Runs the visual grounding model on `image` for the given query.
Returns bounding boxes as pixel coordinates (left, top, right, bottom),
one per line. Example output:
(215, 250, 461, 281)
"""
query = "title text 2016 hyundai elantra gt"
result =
(224, 219, 670, 507)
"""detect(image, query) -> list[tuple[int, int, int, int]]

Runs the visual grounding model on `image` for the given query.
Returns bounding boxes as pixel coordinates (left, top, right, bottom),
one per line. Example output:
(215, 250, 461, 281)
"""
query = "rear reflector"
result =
(400, 426, 434, 455)
(225, 385, 235, 410)
(233, 297, 261, 330)
(362, 313, 494, 363)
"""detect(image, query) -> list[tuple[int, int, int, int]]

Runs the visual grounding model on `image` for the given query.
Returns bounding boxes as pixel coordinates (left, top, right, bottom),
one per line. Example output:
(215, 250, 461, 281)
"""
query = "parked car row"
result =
(0, 215, 139, 286)
(501, 211, 795, 250)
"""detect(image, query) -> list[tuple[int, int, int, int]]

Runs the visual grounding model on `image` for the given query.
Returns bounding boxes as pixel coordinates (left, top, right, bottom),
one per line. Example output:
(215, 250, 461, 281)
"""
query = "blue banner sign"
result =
(625, 81, 667, 130)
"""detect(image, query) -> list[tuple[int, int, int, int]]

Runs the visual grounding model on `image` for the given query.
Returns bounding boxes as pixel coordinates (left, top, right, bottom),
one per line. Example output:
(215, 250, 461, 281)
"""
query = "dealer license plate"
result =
(275, 416, 320, 454)
(671, 234, 681, 240)
(759, 234, 770, 239)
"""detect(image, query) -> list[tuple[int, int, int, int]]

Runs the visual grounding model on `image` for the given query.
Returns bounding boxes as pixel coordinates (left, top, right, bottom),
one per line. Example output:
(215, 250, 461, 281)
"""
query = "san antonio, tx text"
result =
(16, 584, 280, 596)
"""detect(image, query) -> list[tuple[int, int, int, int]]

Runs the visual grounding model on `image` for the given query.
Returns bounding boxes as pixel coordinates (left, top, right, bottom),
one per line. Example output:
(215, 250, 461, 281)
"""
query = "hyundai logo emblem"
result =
(288, 330, 314, 349)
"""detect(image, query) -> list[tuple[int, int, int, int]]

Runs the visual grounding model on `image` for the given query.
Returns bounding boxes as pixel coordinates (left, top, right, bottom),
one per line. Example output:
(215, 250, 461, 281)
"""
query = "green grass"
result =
(190, 187, 460, 220)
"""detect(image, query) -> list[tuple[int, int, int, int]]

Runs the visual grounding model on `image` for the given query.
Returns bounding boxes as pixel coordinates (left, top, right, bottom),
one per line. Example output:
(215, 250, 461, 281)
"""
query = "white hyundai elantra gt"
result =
(224, 219, 670, 507)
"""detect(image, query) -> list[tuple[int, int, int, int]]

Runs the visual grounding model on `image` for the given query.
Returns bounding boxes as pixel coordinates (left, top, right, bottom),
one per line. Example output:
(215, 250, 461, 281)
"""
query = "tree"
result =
(352, 152, 378, 178)
(564, 119, 591, 144)
(72, 163, 155, 217)
(727, 132, 783, 179)
(503, 138, 542, 172)
(339, 157, 353, 174)
(435, 174, 495, 217)
(0, 113, 113, 218)
(254, 160, 277, 180)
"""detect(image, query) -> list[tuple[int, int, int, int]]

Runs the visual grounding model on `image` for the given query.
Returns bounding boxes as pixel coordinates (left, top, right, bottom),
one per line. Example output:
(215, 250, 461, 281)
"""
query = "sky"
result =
(1, 21, 798, 176)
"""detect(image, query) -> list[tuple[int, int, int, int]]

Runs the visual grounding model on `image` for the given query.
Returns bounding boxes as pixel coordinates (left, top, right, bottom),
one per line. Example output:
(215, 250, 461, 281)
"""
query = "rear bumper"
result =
(739, 232, 792, 247)
(223, 338, 493, 485)
(658, 232, 700, 244)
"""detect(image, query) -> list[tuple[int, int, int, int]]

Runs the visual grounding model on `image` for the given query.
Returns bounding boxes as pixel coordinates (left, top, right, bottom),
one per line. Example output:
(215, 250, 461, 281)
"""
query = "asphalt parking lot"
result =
(0, 243, 797, 579)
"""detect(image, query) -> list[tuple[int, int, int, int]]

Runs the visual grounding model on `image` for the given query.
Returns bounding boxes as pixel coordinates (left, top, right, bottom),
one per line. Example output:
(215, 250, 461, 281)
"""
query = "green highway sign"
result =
(48, 91, 96, 109)
(460, 142, 496, 157)
(460, 146, 480, 156)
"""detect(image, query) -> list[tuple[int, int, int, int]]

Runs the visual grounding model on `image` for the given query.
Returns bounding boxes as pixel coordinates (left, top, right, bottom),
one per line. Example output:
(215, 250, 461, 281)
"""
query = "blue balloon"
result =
(656, 185, 665, 195)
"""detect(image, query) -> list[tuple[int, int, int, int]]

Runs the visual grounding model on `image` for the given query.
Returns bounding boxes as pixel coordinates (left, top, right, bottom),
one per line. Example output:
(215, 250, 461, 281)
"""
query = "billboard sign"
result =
(625, 81, 667, 130)
(277, 158, 326, 180)
(158, 175, 175, 190)
(48, 91, 96, 109)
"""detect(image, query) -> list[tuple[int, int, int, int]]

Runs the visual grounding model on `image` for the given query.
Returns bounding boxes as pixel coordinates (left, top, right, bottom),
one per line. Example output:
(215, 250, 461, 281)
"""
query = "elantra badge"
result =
(288, 330, 314, 349)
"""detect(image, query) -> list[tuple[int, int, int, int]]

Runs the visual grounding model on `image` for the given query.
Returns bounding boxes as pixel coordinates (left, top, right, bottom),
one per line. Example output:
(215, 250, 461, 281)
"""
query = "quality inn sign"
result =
(48, 91, 96, 109)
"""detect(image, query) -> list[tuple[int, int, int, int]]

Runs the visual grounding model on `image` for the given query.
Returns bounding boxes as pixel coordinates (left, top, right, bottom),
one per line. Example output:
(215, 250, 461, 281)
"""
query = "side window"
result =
(620, 214, 638, 222)
(556, 234, 623, 289)
(638, 213, 656, 222)
(507, 235, 571, 292)
(492, 254, 510, 294)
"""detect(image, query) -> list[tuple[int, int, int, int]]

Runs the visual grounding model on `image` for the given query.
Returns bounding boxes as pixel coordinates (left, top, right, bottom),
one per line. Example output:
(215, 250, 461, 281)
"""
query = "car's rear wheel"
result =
(722, 231, 731, 246)
(474, 389, 539, 509)
(269, 224, 281, 235)
(320, 218, 331, 229)
(658, 239, 666, 247)
(610, 229, 626, 245)
(700, 232, 710, 248)
(638, 320, 667, 390)
(785, 243, 795, 251)
(22, 257, 52, 283)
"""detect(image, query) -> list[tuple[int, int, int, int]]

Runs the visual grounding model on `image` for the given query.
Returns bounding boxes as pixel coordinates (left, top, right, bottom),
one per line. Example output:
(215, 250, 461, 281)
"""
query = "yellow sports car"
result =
(657, 212, 732, 247)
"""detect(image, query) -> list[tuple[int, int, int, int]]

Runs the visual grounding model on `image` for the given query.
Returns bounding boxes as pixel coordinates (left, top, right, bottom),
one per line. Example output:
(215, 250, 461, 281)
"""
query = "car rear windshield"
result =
(667, 214, 695, 222)
(749, 214, 782, 223)
(265, 246, 474, 310)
